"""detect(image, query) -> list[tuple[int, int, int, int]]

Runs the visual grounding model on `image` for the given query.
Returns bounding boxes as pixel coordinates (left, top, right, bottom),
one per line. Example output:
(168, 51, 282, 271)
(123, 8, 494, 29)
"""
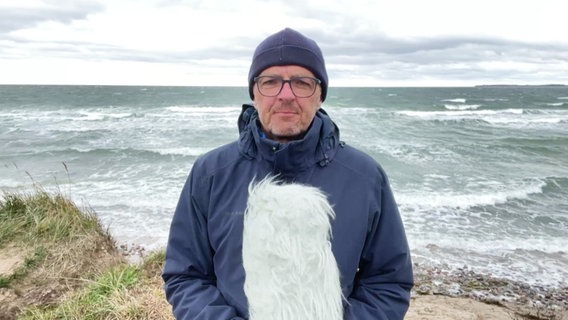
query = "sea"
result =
(1, 85, 567, 288)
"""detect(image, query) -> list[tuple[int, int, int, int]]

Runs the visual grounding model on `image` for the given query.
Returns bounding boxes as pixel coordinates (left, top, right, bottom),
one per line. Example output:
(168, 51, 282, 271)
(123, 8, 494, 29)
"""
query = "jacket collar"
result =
(237, 104, 341, 178)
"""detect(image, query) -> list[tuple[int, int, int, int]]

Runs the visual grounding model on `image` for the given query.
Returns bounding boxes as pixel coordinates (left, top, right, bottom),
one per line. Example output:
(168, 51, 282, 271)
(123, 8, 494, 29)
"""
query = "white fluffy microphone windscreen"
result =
(242, 177, 343, 320)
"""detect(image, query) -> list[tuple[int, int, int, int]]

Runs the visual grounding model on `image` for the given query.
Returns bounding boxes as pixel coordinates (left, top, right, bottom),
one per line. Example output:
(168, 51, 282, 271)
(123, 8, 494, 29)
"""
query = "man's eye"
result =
(262, 78, 280, 86)
(293, 79, 311, 88)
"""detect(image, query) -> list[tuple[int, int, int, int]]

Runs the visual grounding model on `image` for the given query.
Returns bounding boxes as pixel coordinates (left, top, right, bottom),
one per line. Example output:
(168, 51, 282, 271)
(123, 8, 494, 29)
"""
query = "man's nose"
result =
(278, 81, 295, 99)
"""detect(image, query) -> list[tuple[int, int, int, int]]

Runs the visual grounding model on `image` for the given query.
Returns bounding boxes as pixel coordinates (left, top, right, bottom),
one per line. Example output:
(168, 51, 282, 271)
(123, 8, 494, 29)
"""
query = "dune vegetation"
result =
(0, 187, 172, 319)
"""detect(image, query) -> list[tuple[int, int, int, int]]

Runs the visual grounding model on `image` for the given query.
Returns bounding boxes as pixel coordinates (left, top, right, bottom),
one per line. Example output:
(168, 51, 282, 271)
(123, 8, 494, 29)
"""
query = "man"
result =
(162, 27, 413, 319)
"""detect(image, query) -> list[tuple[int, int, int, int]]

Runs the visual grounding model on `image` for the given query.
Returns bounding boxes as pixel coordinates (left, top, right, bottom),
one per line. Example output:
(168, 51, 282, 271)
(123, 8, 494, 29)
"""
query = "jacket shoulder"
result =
(192, 141, 241, 177)
(333, 143, 389, 184)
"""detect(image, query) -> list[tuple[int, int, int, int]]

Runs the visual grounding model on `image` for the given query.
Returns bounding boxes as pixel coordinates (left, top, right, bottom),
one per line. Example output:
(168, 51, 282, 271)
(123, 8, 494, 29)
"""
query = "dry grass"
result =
(0, 188, 172, 320)
(19, 251, 172, 320)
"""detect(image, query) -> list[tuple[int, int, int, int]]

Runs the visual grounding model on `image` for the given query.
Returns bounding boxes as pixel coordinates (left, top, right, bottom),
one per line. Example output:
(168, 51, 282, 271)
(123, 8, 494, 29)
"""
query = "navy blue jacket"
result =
(162, 104, 413, 319)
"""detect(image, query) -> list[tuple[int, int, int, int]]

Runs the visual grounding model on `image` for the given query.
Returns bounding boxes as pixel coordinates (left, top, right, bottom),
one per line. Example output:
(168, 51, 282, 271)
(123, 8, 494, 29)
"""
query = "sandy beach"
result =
(406, 263, 568, 319)
(408, 295, 517, 319)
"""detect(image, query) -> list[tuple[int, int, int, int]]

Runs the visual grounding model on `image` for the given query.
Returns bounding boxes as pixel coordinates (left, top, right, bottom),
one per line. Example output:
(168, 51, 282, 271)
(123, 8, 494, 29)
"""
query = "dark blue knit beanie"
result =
(248, 28, 328, 102)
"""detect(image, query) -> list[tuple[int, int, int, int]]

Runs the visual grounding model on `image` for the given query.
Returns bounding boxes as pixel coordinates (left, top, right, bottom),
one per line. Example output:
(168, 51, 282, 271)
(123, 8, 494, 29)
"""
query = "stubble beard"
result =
(262, 118, 307, 142)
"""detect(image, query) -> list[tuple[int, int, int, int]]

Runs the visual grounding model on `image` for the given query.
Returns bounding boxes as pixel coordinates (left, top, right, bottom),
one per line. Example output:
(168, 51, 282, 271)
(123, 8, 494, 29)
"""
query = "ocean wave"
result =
(402, 175, 568, 286)
(79, 111, 133, 121)
(328, 107, 377, 116)
(153, 147, 212, 156)
(485, 117, 565, 125)
(21, 147, 197, 159)
(541, 176, 568, 196)
(443, 104, 481, 110)
(412, 237, 568, 256)
(49, 127, 113, 134)
(483, 98, 509, 102)
(486, 109, 568, 125)
(396, 108, 568, 126)
(442, 98, 466, 103)
(166, 106, 241, 114)
(396, 108, 523, 119)
(397, 178, 546, 210)
(409, 241, 568, 287)
(3, 109, 138, 123)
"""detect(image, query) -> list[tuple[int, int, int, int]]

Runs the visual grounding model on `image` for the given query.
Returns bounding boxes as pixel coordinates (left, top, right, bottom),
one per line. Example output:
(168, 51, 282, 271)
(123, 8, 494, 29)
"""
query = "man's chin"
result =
(267, 129, 306, 142)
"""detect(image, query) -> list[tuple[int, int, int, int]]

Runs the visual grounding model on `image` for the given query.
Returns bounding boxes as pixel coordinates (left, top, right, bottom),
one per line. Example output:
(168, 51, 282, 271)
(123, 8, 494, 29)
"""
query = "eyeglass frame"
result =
(253, 76, 322, 98)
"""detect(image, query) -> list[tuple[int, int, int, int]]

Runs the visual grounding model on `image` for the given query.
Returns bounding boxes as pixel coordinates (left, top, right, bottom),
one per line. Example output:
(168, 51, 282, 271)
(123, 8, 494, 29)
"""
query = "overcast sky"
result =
(1, 0, 567, 87)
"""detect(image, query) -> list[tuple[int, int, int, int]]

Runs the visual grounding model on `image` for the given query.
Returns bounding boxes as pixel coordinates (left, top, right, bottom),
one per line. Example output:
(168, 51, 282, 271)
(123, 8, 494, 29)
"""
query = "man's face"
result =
(253, 65, 322, 143)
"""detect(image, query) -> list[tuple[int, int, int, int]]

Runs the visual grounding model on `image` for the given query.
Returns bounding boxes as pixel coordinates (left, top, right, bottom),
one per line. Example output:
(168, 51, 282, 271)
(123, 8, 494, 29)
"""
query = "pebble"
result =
(412, 262, 568, 312)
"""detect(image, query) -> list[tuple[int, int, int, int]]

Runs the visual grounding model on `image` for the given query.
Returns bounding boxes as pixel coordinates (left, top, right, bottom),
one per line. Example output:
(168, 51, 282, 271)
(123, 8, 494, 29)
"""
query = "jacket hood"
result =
(237, 104, 341, 178)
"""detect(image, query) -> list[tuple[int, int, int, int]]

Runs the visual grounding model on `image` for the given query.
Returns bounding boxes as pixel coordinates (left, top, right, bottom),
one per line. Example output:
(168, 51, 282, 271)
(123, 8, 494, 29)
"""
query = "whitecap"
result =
(166, 105, 241, 114)
(444, 104, 481, 111)
(483, 98, 509, 102)
(153, 147, 211, 156)
(408, 241, 568, 287)
(397, 178, 546, 210)
(78, 111, 133, 121)
(442, 98, 466, 103)
(396, 108, 523, 119)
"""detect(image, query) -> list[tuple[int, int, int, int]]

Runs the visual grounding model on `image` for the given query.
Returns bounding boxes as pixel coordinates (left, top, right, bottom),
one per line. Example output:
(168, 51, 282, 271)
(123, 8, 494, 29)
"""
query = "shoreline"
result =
(3, 241, 567, 319)
(408, 262, 568, 319)
(118, 244, 568, 319)
(121, 242, 568, 310)
(412, 262, 568, 308)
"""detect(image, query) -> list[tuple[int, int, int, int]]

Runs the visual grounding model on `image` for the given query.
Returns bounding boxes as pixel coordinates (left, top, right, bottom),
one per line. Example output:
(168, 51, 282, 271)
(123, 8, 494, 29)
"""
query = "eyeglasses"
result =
(254, 76, 321, 98)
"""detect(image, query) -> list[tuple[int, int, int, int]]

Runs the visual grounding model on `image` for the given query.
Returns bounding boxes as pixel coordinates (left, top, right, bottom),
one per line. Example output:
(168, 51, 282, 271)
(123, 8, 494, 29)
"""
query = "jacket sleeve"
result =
(343, 171, 414, 320)
(162, 170, 245, 320)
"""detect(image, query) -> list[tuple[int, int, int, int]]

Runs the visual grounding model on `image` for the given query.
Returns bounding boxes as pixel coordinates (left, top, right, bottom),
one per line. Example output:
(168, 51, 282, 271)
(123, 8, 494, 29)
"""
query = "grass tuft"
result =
(18, 256, 172, 320)
(0, 188, 127, 319)
(0, 188, 106, 245)
(0, 187, 172, 320)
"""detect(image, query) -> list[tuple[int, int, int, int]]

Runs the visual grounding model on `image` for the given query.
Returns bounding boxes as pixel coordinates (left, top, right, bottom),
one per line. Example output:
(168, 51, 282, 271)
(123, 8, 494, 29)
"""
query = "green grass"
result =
(0, 188, 105, 245)
(17, 252, 172, 320)
(20, 265, 142, 320)
(0, 188, 172, 320)
(1, 188, 106, 290)
(0, 187, 112, 290)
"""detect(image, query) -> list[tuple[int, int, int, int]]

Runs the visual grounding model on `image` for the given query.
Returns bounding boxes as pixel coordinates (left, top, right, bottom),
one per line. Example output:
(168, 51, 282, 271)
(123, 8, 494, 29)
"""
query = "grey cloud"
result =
(275, 3, 568, 75)
(322, 33, 568, 66)
(0, 1, 104, 34)
(0, 33, 253, 65)
(1, 0, 566, 86)
(322, 32, 568, 85)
